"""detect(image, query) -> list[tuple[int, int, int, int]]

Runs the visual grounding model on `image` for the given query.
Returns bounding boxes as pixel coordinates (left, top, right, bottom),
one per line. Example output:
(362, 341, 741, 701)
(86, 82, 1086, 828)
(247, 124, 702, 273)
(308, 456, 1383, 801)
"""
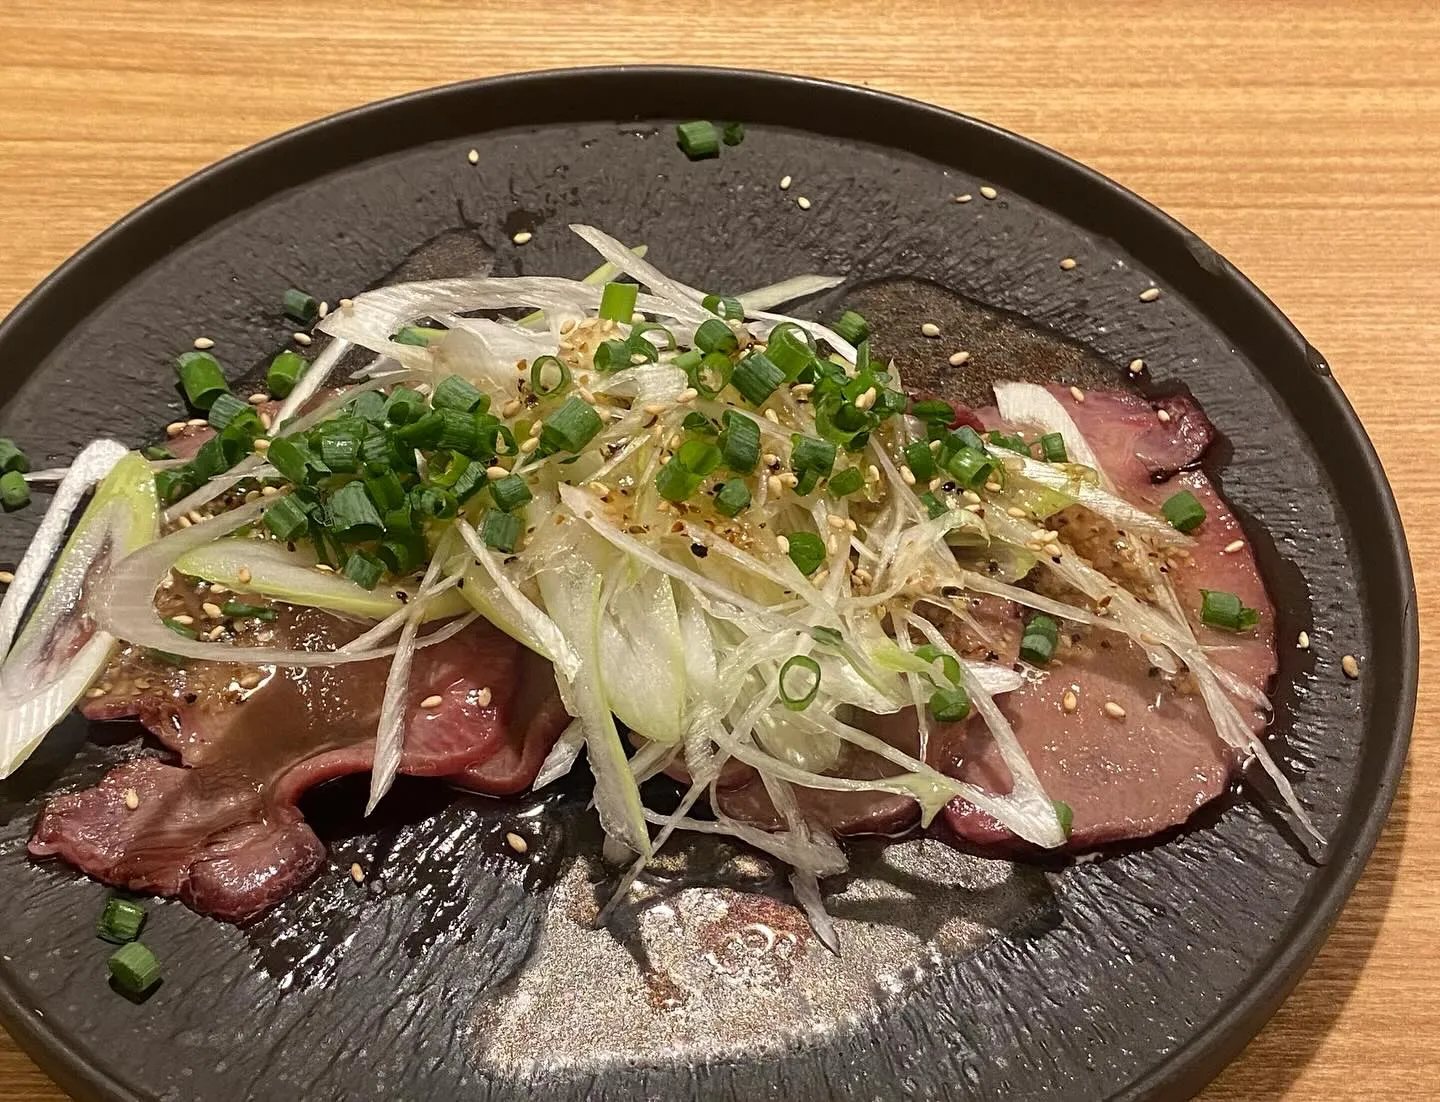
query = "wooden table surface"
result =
(0, 1, 1434, 1098)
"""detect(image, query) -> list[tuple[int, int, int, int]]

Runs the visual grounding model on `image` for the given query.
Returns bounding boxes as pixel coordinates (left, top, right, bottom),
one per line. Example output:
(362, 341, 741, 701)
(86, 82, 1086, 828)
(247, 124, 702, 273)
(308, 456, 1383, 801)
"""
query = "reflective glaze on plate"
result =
(0, 68, 1415, 1102)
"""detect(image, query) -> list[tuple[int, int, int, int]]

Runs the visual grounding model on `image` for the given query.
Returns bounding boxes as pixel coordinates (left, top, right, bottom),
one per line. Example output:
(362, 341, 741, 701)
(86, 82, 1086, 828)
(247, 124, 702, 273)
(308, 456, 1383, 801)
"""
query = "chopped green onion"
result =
(450, 457, 489, 502)
(904, 440, 936, 481)
(910, 398, 955, 424)
(731, 352, 785, 406)
(655, 462, 704, 502)
(927, 685, 971, 722)
(767, 324, 814, 378)
(319, 428, 362, 473)
(97, 898, 147, 944)
(682, 411, 718, 436)
(428, 451, 471, 490)
(631, 322, 676, 350)
(988, 430, 1030, 455)
(384, 387, 428, 425)
(476, 417, 516, 457)
(695, 318, 739, 355)
(790, 434, 837, 484)
(811, 626, 843, 646)
(1053, 800, 1074, 838)
(1039, 432, 1068, 464)
(347, 390, 387, 423)
(785, 531, 826, 576)
(830, 310, 869, 345)
(205, 392, 251, 432)
(175, 351, 230, 411)
(107, 941, 161, 996)
(0, 471, 30, 512)
(676, 439, 722, 475)
(1200, 589, 1260, 632)
(949, 426, 987, 453)
(411, 485, 458, 519)
(153, 469, 193, 505)
(624, 333, 659, 365)
(266, 350, 307, 399)
(1162, 489, 1207, 534)
(722, 121, 746, 146)
(0, 439, 30, 474)
(328, 481, 384, 540)
(676, 120, 720, 159)
(714, 478, 751, 517)
(163, 617, 198, 640)
(362, 470, 407, 511)
(1019, 629, 1056, 666)
(918, 491, 948, 519)
(490, 474, 532, 512)
(529, 355, 572, 397)
(392, 325, 445, 347)
(220, 601, 277, 621)
(263, 495, 311, 541)
(282, 287, 319, 324)
(946, 447, 998, 489)
(432, 375, 486, 414)
(827, 467, 865, 496)
(914, 643, 961, 685)
(778, 654, 822, 711)
(142, 445, 175, 462)
(592, 339, 632, 372)
(599, 281, 639, 322)
(719, 411, 760, 472)
(688, 351, 733, 398)
(702, 294, 744, 321)
(265, 437, 311, 485)
(539, 397, 603, 454)
(482, 509, 523, 552)
(377, 533, 424, 574)
(342, 551, 386, 591)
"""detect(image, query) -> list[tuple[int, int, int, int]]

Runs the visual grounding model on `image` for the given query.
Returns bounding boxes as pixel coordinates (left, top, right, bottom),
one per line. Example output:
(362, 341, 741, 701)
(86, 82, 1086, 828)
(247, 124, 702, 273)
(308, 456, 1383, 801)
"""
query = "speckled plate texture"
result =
(0, 68, 1416, 1102)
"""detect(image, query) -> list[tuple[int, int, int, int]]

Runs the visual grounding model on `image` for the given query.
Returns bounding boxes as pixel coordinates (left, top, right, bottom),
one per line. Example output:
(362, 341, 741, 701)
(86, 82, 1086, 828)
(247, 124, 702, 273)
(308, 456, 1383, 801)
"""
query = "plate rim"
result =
(0, 65, 1417, 1102)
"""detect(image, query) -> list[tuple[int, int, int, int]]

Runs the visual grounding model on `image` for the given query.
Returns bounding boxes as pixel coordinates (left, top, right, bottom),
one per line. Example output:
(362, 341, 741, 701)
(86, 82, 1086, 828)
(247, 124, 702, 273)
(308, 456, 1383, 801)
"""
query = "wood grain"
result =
(0, 1, 1435, 1098)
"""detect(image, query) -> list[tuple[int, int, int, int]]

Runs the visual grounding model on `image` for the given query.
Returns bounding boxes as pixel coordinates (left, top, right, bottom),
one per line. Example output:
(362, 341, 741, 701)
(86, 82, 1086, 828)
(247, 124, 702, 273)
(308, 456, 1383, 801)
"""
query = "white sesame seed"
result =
(192, 337, 215, 350)
(1007, 506, 1028, 518)
(318, 301, 329, 319)
(528, 419, 544, 438)
(780, 175, 792, 190)
(764, 408, 780, 424)
(929, 477, 942, 491)
(826, 514, 848, 530)
(170, 614, 194, 625)
(467, 148, 480, 165)
(1157, 408, 1172, 423)
(963, 502, 983, 514)
(677, 387, 698, 403)
(165, 421, 186, 437)
(826, 533, 840, 554)
(867, 465, 880, 482)
(961, 490, 982, 504)
(420, 694, 444, 709)
(791, 382, 815, 398)
(1103, 701, 1127, 719)
(201, 602, 223, 620)
(339, 298, 355, 310)
(1069, 385, 1085, 402)
(1139, 287, 1161, 302)
(259, 412, 272, 430)
(1342, 654, 1360, 679)
(1297, 631, 1311, 650)
(1062, 690, 1078, 713)
(954, 193, 973, 203)
(501, 398, 522, 417)
(187, 418, 208, 427)
(85, 686, 106, 699)
(796, 196, 812, 210)
(292, 332, 313, 347)
(248, 392, 269, 405)
(124, 788, 140, 810)
(980, 186, 998, 200)
(519, 437, 541, 454)
(513, 231, 533, 245)
(921, 322, 941, 338)
(900, 465, 917, 486)
(813, 568, 829, 586)
(252, 438, 271, 452)
(1128, 358, 1145, 375)
(506, 832, 528, 854)
(1059, 257, 1077, 270)
(476, 686, 492, 706)
(483, 466, 507, 482)
(0, 571, 11, 585)
(855, 386, 878, 410)
(314, 563, 334, 573)
(261, 485, 279, 496)
(1223, 539, 1245, 554)
(768, 475, 785, 497)
(176, 516, 192, 528)
(237, 567, 252, 584)
(350, 863, 365, 883)
(774, 535, 792, 556)
(948, 351, 970, 366)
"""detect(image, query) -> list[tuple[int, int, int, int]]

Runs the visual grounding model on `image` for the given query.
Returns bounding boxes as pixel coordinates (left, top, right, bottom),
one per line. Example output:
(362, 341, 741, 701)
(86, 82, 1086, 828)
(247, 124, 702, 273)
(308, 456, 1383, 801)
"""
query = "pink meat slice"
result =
(943, 386, 1275, 850)
(29, 611, 566, 921)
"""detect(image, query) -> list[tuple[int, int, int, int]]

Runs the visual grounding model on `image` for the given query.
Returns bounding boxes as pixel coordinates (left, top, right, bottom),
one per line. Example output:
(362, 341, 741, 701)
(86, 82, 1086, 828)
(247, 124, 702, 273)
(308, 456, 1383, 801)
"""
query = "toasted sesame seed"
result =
(124, 788, 140, 810)
(900, 465, 917, 486)
(187, 418, 208, 427)
(984, 480, 1002, 493)
(165, 421, 186, 437)
(506, 831, 528, 854)
(826, 533, 840, 553)
(314, 563, 334, 573)
(1342, 654, 1360, 679)
(201, 602, 223, 620)
(855, 386, 878, 410)
(1139, 287, 1161, 302)
(176, 516, 192, 528)
(238, 671, 263, 689)
(1007, 506, 1028, 518)
(0, 571, 12, 585)
(248, 392, 269, 405)
(677, 387, 698, 404)
(767, 474, 785, 496)
(86, 686, 106, 699)
(318, 301, 329, 319)
(948, 351, 970, 366)
(780, 175, 792, 190)
(954, 193, 973, 203)
(252, 437, 271, 452)
(1062, 690, 1078, 713)
(237, 567, 252, 584)
(1223, 539, 1245, 554)
(963, 502, 983, 514)
(170, 614, 195, 625)
(350, 863, 365, 883)
(501, 398, 522, 417)
(528, 419, 545, 438)
(261, 485, 279, 496)
(193, 336, 215, 350)
(979, 185, 998, 200)
(519, 437, 541, 454)
(483, 466, 508, 482)
(1297, 630, 1311, 650)
(764, 408, 780, 424)
(339, 297, 355, 310)
(292, 331, 313, 347)
(921, 322, 941, 338)
(467, 148, 480, 165)
(513, 231, 533, 245)
(826, 514, 848, 530)
(813, 568, 829, 586)
(867, 465, 880, 482)
(259, 412, 272, 430)
(791, 382, 815, 398)
(796, 196, 812, 210)
(1067, 385, 1085, 403)
(1059, 257, 1077, 270)
(420, 694, 444, 709)
(775, 535, 790, 554)
(1128, 358, 1145, 375)
(1103, 701, 1127, 719)
(929, 477, 943, 491)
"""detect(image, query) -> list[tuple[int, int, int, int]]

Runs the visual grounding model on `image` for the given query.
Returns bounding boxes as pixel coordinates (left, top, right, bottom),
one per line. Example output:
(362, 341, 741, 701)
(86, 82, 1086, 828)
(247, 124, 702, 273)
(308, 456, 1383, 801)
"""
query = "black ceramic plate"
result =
(0, 68, 1415, 1102)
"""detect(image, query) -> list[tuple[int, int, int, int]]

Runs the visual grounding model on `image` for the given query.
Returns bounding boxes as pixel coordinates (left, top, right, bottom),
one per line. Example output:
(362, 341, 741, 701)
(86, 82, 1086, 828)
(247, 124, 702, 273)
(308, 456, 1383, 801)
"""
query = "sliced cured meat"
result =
(30, 610, 566, 921)
(942, 387, 1274, 851)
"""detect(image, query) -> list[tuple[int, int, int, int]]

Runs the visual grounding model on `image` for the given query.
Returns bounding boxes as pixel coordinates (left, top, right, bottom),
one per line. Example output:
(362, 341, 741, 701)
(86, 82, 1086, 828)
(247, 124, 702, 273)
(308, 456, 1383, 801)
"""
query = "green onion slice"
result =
(598, 281, 639, 323)
(785, 531, 826, 576)
(778, 655, 822, 711)
(676, 120, 720, 159)
(1200, 589, 1260, 632)
(529, 355, 572, 397)
(1162, 489, 1207, 534)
